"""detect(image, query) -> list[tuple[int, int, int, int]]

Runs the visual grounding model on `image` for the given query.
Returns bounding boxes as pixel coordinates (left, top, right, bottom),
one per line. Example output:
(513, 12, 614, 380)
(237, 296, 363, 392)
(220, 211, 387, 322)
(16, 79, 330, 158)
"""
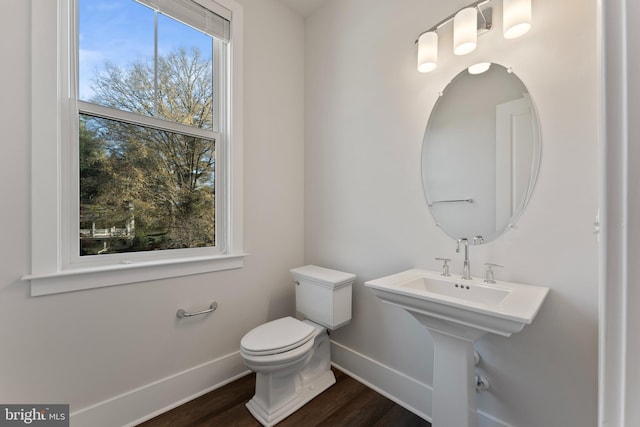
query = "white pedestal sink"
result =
(365, 269, 549, 427)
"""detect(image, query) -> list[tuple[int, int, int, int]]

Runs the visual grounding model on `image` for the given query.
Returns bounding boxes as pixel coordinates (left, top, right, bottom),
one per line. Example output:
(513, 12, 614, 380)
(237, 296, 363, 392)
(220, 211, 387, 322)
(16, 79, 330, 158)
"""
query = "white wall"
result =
(305, 0, 599, 426)
(0, 0, 304, 424)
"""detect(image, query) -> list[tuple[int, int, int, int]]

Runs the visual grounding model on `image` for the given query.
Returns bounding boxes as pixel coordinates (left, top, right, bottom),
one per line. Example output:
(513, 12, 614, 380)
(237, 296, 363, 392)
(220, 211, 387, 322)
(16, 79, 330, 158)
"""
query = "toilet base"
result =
(245, 369, 335, 427)
(243, 323, 335, 426)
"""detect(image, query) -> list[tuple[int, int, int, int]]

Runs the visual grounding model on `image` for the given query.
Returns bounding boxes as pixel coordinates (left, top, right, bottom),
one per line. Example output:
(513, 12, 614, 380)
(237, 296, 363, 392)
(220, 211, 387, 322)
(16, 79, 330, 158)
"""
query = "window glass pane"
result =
(158, 13, 214, 129)
(79, 113, 216, 256)
(78, 0, 154, 104)
(79, 0, 216, 131)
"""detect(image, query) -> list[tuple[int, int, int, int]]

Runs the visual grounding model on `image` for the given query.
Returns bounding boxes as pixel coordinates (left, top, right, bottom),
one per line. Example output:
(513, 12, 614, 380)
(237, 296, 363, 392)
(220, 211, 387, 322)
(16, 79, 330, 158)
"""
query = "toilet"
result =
(240, 265, 356, 427)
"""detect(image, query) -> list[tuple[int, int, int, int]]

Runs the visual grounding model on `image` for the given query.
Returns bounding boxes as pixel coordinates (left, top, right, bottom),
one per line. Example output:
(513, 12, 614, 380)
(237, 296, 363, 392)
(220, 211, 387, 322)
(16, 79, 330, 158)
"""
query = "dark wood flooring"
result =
(137, 368, 431, 427)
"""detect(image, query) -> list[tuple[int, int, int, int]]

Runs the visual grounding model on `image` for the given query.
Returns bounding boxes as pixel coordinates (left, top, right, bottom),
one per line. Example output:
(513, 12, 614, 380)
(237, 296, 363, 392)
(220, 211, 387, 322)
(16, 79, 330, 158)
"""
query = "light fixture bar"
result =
(414, 0, 491, 43)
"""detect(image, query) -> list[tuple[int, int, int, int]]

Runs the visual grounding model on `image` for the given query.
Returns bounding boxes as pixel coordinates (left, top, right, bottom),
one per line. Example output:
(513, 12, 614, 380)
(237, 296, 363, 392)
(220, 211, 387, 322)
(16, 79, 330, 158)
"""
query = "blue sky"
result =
(78, 0, 212, 100)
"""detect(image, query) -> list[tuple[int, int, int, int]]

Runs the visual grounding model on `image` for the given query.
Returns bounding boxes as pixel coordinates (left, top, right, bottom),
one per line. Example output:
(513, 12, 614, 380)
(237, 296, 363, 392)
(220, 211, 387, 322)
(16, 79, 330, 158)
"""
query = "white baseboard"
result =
(330, 340, 433, 421)
(70, 343, 513, 427)
(70, 351, 249, 427)
(330, 340, 513, 427)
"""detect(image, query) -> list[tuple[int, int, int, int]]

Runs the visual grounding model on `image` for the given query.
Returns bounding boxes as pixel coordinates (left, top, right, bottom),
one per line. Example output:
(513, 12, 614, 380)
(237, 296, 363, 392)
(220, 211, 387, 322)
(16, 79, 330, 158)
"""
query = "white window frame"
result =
(24, 0, 244, 296)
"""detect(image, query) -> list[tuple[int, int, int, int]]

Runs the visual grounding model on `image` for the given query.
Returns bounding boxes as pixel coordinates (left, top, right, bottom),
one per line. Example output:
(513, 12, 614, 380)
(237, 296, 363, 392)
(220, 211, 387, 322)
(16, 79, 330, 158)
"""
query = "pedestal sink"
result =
(365, 269, 549, 427)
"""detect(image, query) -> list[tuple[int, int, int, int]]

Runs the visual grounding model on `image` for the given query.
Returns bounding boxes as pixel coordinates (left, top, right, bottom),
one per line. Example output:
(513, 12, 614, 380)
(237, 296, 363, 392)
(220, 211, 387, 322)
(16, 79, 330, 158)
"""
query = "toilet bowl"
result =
(240, 265, 356, 427)
(241, 317, 334, 426)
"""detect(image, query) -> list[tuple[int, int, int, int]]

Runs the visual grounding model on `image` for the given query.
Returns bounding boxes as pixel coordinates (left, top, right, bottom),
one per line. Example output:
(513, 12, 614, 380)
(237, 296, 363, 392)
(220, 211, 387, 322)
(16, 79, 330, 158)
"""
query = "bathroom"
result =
(0, 0, 636, 426)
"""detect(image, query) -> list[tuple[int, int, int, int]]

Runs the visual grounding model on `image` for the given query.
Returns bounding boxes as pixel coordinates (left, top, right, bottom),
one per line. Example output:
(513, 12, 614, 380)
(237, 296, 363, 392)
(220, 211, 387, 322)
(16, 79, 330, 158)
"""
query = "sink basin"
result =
(399, 276, 510, 306)
(365, 268, 549, 427)
(365, 268, 549, 337)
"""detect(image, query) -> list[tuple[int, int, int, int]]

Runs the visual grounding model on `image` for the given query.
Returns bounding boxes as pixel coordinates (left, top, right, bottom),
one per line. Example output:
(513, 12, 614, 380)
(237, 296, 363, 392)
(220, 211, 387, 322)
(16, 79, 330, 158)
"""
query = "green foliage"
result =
(79, 118, 108, 206)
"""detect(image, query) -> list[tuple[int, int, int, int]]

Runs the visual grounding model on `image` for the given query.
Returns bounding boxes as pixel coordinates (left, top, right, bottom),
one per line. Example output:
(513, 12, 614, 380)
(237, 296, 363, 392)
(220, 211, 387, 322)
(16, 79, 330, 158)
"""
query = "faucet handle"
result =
(484, 263, 504, 284)
(435, 257, 452, 277)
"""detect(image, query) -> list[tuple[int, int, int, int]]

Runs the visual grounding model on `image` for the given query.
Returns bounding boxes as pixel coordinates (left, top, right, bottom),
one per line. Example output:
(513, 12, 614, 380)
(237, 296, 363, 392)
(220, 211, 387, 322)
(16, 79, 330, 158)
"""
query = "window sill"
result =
(22, 253, 247, 296)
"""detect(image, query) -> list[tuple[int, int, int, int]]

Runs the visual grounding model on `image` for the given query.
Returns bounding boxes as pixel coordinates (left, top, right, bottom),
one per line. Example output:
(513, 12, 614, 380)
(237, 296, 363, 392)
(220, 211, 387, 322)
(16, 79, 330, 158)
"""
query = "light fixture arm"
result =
(477, 5, 492, 32)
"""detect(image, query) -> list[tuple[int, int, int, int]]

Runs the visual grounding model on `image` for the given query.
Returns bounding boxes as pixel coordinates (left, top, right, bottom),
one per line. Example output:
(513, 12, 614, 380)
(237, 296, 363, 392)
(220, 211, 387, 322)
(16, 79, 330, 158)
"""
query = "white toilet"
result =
(240, 265, 356, 427)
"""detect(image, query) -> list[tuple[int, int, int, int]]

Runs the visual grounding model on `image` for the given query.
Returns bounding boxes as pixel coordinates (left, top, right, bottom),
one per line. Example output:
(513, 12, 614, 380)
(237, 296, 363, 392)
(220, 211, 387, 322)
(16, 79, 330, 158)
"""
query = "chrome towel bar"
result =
(176, 301, 218, 319)
(428, 198, 473, 207)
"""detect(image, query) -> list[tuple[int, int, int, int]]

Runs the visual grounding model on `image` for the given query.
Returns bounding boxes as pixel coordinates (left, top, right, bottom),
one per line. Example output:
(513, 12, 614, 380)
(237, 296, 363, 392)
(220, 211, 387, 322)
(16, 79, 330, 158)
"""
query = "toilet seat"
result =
(241, 317, 315, 356)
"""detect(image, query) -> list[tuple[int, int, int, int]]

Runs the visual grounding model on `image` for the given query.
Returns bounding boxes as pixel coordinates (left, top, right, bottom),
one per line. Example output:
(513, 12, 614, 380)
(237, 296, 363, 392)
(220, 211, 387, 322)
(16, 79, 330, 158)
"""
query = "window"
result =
(77, 0, 225, 258)
(25, 0, 244, 296)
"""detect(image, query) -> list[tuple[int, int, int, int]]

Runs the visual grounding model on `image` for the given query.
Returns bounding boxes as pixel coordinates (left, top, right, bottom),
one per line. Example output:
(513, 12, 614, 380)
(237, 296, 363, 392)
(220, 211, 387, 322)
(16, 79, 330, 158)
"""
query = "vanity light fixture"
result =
(503, 0, 531, 39)
(416, 0, 531, 73)
(454, 7, 479, 55)
(418, 31, 439, 72)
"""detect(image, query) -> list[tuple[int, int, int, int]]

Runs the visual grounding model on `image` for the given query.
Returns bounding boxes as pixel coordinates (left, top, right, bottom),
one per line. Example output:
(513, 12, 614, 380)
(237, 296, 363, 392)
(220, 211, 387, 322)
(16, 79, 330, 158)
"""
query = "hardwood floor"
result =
(137, 368, 431, 427)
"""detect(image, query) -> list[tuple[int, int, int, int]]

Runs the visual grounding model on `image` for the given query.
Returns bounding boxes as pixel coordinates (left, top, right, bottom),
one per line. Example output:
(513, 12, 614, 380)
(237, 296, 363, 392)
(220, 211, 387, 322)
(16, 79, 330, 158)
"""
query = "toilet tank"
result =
(291, 265, 356, 330)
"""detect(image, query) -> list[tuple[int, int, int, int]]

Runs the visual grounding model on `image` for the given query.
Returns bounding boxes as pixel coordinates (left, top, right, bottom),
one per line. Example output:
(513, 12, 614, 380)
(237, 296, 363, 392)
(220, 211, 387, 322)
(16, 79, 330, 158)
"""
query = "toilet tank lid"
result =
(290, 265, 356, 288)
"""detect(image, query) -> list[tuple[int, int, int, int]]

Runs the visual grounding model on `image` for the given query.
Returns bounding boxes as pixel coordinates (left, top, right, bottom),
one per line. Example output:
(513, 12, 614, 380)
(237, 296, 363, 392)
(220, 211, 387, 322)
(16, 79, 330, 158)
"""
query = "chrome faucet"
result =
(484, 263, 504, 284)
(456, 238, 471, 280)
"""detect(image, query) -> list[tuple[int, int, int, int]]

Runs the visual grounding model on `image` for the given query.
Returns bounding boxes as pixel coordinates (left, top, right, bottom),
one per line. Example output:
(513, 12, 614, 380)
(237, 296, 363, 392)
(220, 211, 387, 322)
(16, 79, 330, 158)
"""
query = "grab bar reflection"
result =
(176, 301, 218, 319)
(428, 198, 473, 207)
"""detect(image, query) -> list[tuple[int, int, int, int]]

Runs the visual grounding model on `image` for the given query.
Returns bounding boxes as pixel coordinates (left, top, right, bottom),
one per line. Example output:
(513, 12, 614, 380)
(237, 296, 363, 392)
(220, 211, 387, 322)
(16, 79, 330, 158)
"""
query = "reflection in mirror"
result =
(422, 63, 540, 244)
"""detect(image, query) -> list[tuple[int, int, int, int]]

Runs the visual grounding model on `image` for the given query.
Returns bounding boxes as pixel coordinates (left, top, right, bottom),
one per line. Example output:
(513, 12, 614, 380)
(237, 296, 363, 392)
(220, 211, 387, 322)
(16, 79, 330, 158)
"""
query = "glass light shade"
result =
(468, 62, 491, 74)
(453, 7, 477, 55)
(417, 32, 438, 73)
(503, 0, 531, 39)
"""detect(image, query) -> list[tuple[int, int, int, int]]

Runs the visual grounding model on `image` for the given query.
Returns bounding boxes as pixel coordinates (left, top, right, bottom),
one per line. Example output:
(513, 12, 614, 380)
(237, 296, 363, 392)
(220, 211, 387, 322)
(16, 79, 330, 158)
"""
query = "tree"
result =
(79, 117, 108, 206)
(80, 47, 216, 254)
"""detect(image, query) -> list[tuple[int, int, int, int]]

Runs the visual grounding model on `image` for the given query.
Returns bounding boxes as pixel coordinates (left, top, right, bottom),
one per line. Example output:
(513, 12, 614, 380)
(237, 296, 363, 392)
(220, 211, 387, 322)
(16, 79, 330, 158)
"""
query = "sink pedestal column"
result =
(425, 322, 487, 427)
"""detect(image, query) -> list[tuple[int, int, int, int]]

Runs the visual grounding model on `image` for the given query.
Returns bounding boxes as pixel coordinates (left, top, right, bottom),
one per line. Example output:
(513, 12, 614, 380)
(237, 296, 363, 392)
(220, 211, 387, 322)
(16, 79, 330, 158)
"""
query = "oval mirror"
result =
(422, 63, 541, 244)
